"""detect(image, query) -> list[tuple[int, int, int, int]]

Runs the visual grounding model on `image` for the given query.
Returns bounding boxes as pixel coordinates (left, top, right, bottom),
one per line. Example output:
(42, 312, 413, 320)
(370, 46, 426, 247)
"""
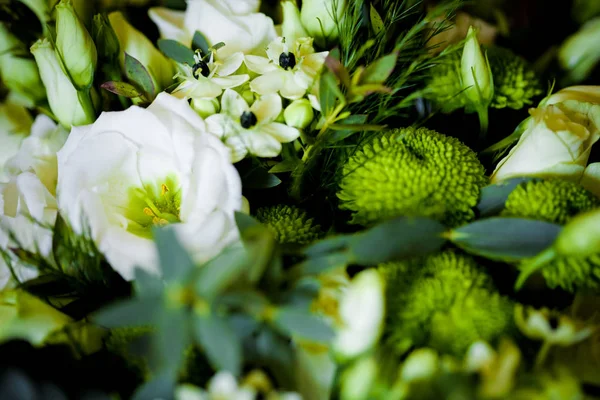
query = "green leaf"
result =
(193, 314, 242, 376)
(124, 53, 156, 98)
(449, 217, 562, 261)
(153, 227, 195, 282)
(328, 114, 368, 142)
(324, 48, 350, 88)
(235, 212, 261, 235)
(242, 166, 282, 189)
(100, 81, 142, 98)
(477, 178, 535, 217)
(360, 52, 398, 84)
(154, 309, 190, 374)
(369, 3, 385, 35)
(157, 39, 195, 65)
(268, 159, 299, 173)
(194, 246, 248, 299)
(304, 236, 351, 257)
(93, 296, 162, 328)
(132, 374, 175, 400)
(134, 268, 164, 298)
(272, 307, 335, 342)
(234, 212, 277, 283)
(349, 216, 447, 265)
(192, 30, 210, 55)
(319, 68, 344, 116)
(294, 252, 351, 276)
(253, 327, 295, 388)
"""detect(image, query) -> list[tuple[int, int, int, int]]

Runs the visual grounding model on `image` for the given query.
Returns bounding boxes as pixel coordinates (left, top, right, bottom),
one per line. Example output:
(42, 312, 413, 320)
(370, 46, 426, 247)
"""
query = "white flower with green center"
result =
(56, 93, 243, 280)
(205, 89, 300, 162)
(246, 37, 328, 100)
(171, 51, 249, 101)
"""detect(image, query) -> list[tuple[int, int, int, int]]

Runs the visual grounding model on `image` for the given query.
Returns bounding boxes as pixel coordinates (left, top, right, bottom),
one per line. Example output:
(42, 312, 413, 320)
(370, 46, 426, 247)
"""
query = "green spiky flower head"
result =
(501, 179, 600, 224)
(379, 250, 514, 357)
(255, 205, 323, 245)
(337, 127, 487, 227)
(486, 46, 543, 109)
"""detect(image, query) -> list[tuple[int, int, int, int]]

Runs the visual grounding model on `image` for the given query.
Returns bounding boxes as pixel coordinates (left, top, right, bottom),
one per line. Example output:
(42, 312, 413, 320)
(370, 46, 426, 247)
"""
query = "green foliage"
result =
(525, 252, 600, 293)
(255, 205, 323, 246)
(337, 127, 487, 226)
(379, 250, 515, 356)
(501, 179, 600, 224)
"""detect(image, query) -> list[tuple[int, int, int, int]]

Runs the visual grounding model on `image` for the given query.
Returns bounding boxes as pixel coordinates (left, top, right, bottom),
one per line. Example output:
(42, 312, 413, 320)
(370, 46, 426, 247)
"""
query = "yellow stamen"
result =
(161, 184, 169, 195)
(143, 207, 155, 217)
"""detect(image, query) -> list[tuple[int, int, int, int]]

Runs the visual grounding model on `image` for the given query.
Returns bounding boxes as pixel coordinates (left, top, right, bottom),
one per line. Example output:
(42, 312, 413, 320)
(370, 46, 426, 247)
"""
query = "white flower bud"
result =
(284, 98, 314, 129)
(300, 0, 346, 47)
(55, 0, 98, 89)
(282, 1, 308, 44)
(30, 38, 93, 127)
(340, 356, 377, 400)
(461, 26, 494, 108)
(400, 349, 440, 382)
(191, 98, 220, 118)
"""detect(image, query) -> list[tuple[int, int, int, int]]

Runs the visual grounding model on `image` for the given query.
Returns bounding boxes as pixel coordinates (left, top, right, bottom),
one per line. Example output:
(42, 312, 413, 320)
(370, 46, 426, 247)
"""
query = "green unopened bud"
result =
(190, 98, 220, 118)
(340, 356, 377, 400)
(55, 0, 98, 89)
(31, 38, 93, 127)
(559, 18, 600, 83)
(400, 348, 440, 382)
(241, 89, 255, 106)
(554, 208, 600, 257)
(461, 26, 494, 107)
(0, 23, 46, 106)
(282, 0, 308, 44)
(92, 13, 121, 61)
(301, 0, 346, 47)
(284, 98, 314, 129)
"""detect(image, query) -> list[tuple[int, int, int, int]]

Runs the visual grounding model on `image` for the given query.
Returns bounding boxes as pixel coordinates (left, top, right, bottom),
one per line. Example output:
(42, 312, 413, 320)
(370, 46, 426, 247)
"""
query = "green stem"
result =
(535, 341, 552, 370)
(77, 88, 96, 124)
(477, 107, 489, 137)
(514, 247, 556, 291)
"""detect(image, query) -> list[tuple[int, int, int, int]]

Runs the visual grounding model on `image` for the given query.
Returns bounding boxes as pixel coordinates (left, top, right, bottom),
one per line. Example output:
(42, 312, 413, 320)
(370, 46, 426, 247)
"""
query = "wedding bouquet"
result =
(1, 0, 600, 398)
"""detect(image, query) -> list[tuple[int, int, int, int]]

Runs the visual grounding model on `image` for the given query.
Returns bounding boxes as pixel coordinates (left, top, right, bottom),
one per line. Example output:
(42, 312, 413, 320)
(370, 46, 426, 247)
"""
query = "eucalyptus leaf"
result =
(253, 327, 296, 388)
(134, 268, 165, 298)
(195, 246, 248, 299)
(235, 212, 261, 235)
(242, 166, 282, 189)
(304, 235, 351, 257)
(272, 307, 335, 342)
(268, 159, 299, 173)
(449, 217, 562, 261)
(294, 252, 351, 276)
(154, 309, 190, 374)
(477, 178, 535, 217)
(100, 81, 142, 98)
(193, 314, 242, 376)
(132, 375, 175, 400)
(157, 39, 195, 65)
(349, 216, 447, 265)
(360, 52, 398, 84)
(124, 53, 155, 97)
(93, 296, 162, 328)
(192, 30, 210, 55)
(153, 227, 194, 281)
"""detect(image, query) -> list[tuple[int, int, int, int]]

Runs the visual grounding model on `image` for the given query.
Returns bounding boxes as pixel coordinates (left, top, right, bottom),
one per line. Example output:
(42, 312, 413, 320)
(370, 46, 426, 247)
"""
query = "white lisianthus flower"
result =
(148, 0, 276, 58)
(56, 93, 243, 280)
(171, 51, 249, 102)
(0, 101, 33, 180)
(6, 115, 68, 195)
(205, 89, 300, 162)
(490, 98, 600, 197)
(246, 37, 328, 100)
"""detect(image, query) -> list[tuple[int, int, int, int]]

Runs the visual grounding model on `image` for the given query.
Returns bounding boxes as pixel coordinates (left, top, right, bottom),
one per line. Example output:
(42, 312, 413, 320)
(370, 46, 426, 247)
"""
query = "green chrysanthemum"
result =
(255, 205, 323, 245)
(486, 46, 543, 109)
(533, 255, 600, 292)
(337, 127, 487, 227)
(501, 179, 600, 224)
(379, 251, 515, 356)
(425, 46, 542, 111)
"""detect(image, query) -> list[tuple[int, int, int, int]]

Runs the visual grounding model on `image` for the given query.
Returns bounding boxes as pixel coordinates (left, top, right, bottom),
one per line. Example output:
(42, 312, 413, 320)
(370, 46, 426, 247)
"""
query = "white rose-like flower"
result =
(206, 89, 300, 162)
(56, 93, 243, 280)
(148, 0, 276, 58)
(0, 101, 32, 180)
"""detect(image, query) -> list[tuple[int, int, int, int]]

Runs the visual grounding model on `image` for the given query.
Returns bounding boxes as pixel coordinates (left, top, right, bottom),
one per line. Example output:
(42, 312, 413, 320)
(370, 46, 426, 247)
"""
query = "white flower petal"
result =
(261, 122, 301, 143)
(211, 75, 250, 89)
(244, 131, 282, 158)
(148, 7, 189, 44)
(266, 37, 286, 62)
(250, 70, 286, 95)
(221, 89, 249, 117)
(218, 52, 245, 76)
(251, 94, 282, 122)
(244, 55, 276, 74)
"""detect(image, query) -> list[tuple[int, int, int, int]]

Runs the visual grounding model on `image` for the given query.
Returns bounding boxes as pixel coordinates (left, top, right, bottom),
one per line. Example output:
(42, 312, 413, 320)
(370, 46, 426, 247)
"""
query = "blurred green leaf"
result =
(124, 53, 155, 98)
(370, 3, 385, 35)
(157, 39, 195, 65)
(234, 213, 277, 283)
(328, 114, 368, 142)
(304, 236, 351, 257)
(272, 307, 335, 342)
(132, 374, 175, 400)
(93, 296, 162, 328)
(153, 227, 194, 282)
(100, 81, 141, 98)
(324, 48, 350, 88)
(477, 178, 535, 217)
(360, 52, 398, 84)
(154, 309, 190, 374)
(253, 327, 295, 388)
(268, 159, 299, 173)
(133, 268, 164, 298)
(241, 165, 281, 189)
(193, 314, 242, 376)
(194, 246, 248, 299)
(349, 216, 447, 264)
(235, 212, 261, 235)
(320, 68, 344, 116)
(449, 218, 562, 261)
(192, 30, 210, 55)
(294, 252, 351, 276)
(217, 291, 268, 316)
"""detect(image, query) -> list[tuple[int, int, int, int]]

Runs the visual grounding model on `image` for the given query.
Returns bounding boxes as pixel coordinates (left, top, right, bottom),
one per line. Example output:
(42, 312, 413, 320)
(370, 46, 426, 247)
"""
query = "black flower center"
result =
(548, 315, 560, 330)
(279, 52, 296, 70)
(240, 111, 258, 129)
(192, 60, 210, 78)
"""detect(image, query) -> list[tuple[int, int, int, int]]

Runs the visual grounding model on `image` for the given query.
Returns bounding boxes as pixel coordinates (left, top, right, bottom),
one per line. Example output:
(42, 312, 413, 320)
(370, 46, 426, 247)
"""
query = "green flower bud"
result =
(461, 26, 494, 108)
(281, 0, 308, 45)
(190, 98, 220, 118)
(555, 207, 600, 257)
(92, 13, 121, 61)
(55, 0, 98, 89)
(559, 18, 600, 83)
(284, 98, 314, 129)
(0, 23, 46, 106)
(300, 0, 346, 47)
(31, 38, 93, 127)
(255, 205, 323, 245)
(399, 348, 440, 382)
(340, 356, 378, 400)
